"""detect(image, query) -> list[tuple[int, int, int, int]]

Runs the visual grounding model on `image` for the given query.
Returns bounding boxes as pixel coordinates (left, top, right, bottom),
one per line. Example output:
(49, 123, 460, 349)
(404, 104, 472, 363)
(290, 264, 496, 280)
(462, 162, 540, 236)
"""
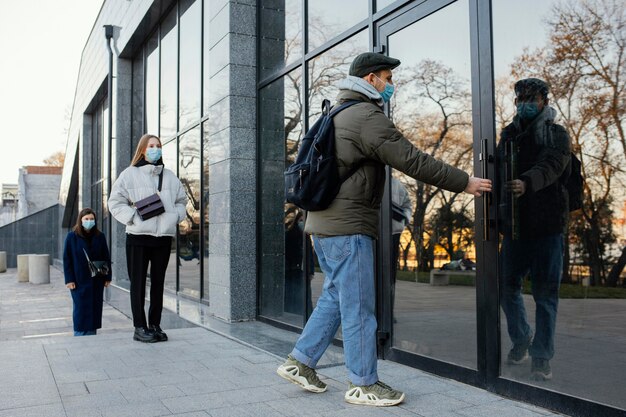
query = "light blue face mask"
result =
(145, 147, 162, 163)
(375, 74, 395, 103)
(82, 219, 96, 231)
(516, 102, 540, 120)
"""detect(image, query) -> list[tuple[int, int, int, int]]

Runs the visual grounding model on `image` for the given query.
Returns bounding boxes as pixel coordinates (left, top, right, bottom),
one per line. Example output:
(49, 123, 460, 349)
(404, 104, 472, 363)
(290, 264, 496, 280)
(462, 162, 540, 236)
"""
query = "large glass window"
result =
(202, 0, 210, 117)
(91, 96, 110, 237)
(178, 127, 201, 298)
(145, 32, 159, 135)
(160, 7, 178, 139)
(202, 120, 210, 299)
(179, 0, 201, 130)
(162, 139, 178, 293)
(307, 1, 368, 52)
(493, 0, 626, 409)
(259, 0, 302, 80)
(386, 0, 476, 369)
(259, 68, 305, 326)
(307, 30, 369, 127)
(132, 53, 144, 148)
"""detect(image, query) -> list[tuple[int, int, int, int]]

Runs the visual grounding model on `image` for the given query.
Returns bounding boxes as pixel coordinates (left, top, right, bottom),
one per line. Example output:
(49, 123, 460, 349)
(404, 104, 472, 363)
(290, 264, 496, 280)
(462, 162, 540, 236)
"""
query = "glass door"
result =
(378, 0, 478, 372)
(492, 0, 626, 412)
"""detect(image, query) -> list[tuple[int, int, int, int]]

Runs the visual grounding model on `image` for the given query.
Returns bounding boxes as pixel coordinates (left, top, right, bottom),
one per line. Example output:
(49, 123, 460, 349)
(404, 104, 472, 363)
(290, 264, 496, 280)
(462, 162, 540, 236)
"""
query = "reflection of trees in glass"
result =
(307, 32, 366, 124)
(284, 70, 303, 164)
(392, 60, 474, 271)
(505, 0, 625, 286)
(285, 32, 363, 164)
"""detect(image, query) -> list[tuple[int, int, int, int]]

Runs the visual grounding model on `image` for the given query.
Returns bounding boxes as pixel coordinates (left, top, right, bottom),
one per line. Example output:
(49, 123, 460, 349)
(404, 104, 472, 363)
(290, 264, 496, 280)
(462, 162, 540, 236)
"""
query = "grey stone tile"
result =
(62, 391, 127, 409)
(440, 386, 505, 406)
(455, 400, 553, 417)
(57, 382, 90, 397)
(161, 392, 231, 414)
(400, 392, 473, 416)
(266, 396, 348, 417)
(0, 403, 66, 417)
(208, 402, 285, 417)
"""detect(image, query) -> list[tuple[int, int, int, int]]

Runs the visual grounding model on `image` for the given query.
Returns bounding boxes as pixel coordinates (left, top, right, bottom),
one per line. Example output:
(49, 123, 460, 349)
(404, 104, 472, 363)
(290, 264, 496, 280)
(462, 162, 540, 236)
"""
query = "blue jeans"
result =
(74, 330, 97, 336)
(500, 234, 563, 360)
(291, 234, 378, 386)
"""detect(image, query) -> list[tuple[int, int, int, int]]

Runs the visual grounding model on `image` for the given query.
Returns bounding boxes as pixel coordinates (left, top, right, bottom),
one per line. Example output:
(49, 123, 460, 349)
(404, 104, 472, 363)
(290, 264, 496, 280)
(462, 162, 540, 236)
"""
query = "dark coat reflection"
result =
(497, 78, 571, 381)
(284, 205, 313, 316)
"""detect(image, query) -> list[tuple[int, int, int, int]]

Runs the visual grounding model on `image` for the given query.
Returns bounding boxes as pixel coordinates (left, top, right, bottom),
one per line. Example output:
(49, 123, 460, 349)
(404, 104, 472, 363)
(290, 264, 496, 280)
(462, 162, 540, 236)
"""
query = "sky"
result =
(0, 1, 103, 185)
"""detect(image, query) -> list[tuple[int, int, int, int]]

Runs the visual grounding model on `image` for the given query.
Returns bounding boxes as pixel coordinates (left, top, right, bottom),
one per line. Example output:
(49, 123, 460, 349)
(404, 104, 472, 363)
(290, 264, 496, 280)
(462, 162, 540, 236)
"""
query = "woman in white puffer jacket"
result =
(108, 134, 187, 343)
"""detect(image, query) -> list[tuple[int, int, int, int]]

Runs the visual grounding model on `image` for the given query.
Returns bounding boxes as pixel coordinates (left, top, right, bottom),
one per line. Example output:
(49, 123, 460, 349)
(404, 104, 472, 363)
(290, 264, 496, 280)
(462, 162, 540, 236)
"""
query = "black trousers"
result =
(126, 240, 171, 328)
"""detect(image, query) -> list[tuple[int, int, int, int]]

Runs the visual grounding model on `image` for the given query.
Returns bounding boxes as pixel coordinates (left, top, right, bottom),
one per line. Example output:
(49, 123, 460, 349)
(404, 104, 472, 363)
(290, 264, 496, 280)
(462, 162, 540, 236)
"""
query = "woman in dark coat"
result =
(63, 208, 112, 336)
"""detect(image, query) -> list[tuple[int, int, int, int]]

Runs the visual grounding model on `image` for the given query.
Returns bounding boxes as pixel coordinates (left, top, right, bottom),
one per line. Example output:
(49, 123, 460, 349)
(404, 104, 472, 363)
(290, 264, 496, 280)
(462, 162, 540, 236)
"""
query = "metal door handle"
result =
(480, 138, 491, 241)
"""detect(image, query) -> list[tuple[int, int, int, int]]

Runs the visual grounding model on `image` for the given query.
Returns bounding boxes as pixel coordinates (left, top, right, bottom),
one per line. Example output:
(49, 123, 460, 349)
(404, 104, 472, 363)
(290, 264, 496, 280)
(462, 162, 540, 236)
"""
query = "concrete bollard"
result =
(0, 251, 6, 273)
(29, 254, 50, 285)
(17, 254, 31, 282)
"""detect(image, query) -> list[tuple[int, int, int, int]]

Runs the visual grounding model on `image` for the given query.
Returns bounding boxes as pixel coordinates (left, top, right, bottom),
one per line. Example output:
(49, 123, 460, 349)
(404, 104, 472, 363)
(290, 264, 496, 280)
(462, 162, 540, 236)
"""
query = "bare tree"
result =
(43, 151, 65, 167)
(391, 60, 474, 270)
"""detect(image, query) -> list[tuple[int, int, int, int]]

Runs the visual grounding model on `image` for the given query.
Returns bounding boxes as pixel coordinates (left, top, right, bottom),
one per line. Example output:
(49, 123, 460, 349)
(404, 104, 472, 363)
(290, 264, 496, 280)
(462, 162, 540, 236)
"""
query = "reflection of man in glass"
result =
(497, 78, 571, 381)
(276, 52, 492, 407)
(284, 204, 313, 316)
(391, 177, 412, 322)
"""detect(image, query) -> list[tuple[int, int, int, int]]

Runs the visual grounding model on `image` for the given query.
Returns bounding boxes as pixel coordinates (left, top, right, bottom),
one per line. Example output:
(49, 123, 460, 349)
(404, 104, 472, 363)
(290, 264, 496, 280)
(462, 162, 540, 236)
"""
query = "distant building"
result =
(0, 183, 18, 226)
(16, 166, 62, 219)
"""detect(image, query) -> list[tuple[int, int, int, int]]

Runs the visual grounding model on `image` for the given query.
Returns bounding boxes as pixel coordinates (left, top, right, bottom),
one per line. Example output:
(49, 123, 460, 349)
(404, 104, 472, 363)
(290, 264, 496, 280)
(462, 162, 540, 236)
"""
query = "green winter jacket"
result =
(304, 89, 470, 239)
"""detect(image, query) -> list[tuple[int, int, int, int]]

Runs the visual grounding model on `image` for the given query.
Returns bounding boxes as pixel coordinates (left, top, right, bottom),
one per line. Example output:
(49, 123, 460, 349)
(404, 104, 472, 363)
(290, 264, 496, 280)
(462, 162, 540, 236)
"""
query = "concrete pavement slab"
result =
(0, 267, 567, 417)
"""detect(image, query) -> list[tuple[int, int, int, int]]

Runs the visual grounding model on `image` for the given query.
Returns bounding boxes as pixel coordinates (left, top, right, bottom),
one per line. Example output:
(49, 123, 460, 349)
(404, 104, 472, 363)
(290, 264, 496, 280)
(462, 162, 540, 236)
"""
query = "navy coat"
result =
(63, 231, 112, 332)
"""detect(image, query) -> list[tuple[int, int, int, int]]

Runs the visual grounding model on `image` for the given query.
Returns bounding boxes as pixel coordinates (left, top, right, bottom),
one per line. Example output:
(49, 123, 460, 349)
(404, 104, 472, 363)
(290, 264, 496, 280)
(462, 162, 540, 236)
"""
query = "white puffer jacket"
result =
(108, 163, 187, 237)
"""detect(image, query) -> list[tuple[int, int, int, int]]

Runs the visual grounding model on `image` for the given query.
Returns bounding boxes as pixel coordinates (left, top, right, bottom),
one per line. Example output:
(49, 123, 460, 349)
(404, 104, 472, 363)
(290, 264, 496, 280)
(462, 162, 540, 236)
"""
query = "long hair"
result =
(72, 207, 100, 238)
(130, 134, 162, 166)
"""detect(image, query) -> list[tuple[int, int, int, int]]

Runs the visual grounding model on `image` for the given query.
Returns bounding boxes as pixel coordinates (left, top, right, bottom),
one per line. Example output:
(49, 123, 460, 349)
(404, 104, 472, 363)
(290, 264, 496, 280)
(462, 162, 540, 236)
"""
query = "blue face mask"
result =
(145, 147, 162, 163)
(82, 219, 96, 231)
(516, 102, 540, 120)
(374, 74, 395, 103)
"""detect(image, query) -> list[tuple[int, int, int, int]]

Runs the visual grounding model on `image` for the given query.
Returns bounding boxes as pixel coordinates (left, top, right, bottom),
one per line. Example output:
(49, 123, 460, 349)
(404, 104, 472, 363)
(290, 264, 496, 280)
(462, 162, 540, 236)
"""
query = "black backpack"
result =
(549, 123, 584, 212)
(284, 99, 359, 211)
(565, 152, 583, 212)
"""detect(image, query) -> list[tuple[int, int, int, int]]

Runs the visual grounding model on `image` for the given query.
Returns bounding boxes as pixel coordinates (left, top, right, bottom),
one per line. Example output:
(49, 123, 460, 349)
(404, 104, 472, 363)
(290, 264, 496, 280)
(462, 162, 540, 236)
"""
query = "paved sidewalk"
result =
(0, 267, 566, 417)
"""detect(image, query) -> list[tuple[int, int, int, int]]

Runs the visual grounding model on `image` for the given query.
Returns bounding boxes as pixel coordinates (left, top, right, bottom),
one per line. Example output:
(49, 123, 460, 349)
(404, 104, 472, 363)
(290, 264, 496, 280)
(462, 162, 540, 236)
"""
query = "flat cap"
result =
(349, 52, 401, 78)
(514, 78, 549, 99)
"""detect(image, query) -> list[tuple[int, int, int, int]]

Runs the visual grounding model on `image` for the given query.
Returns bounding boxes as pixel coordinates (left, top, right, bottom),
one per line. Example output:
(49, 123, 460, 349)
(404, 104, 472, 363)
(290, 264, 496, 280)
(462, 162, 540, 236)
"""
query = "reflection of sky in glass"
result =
(492, 0, 554, 77)
(388, 0, 470, 80)
(308, 0, 368, 51)
(179, 0, 201, 130)
(160, 9, 178, 140)
(388, 0, 470, 117)
(285, 0, 302, 62)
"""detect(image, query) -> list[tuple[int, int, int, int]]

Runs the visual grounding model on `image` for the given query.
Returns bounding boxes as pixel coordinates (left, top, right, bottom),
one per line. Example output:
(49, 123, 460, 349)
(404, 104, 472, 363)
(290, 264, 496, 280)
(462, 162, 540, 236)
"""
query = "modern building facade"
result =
(58, 1, 626, 415)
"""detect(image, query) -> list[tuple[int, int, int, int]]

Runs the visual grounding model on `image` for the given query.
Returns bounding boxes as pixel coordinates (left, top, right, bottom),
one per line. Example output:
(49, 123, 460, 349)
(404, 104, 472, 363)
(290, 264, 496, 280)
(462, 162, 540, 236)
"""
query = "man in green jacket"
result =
(277, 52, 492, 407)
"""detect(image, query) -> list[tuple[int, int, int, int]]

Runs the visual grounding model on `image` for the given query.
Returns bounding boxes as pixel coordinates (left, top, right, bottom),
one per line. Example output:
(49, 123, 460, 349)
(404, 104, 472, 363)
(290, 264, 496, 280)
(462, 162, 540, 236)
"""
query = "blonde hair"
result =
(130, 134, 162, 166)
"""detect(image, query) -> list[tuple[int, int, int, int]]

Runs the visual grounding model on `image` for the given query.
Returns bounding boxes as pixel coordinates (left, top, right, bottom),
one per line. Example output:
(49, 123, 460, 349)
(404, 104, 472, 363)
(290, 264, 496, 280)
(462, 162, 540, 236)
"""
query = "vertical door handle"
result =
(480, 138, 491, 241)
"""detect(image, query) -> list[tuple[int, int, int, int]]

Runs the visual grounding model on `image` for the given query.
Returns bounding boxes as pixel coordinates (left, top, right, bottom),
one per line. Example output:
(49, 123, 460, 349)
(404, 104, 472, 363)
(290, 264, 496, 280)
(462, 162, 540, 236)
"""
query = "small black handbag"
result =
(83, 249, 110, 278)
(133, 170, 165, 221)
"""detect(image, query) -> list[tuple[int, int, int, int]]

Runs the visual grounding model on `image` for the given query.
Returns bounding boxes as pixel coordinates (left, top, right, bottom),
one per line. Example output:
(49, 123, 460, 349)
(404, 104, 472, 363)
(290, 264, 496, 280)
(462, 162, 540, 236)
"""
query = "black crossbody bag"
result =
(133, 169, 165, 221)
(83, 248, 110, 277)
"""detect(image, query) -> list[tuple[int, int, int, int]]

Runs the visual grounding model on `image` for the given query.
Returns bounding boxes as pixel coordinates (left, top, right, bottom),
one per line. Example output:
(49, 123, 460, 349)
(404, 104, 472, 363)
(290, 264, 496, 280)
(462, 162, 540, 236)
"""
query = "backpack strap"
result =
(326, 99, 363, 183)
(329, 100, 360, 117)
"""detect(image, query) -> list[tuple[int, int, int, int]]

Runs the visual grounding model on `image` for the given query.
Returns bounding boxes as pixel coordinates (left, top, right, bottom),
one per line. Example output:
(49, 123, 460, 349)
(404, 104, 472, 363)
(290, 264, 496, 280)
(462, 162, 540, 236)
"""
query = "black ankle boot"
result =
(133, 327, 157, 343)
(151, 325, 168, 342)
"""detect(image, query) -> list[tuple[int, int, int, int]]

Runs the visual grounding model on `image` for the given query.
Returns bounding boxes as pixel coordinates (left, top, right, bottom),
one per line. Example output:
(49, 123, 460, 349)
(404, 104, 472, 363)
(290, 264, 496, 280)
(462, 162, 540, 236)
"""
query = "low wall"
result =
(0, 204, 60, 268)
